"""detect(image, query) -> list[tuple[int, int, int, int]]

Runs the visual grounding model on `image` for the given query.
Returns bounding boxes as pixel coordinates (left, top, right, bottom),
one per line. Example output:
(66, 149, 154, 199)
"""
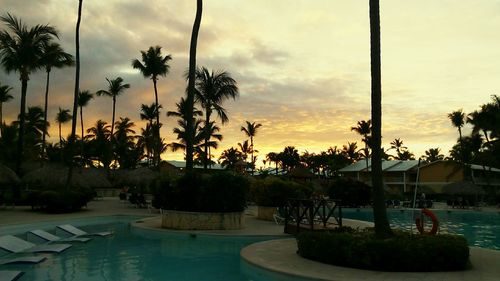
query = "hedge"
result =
(297, 229, 470, 272)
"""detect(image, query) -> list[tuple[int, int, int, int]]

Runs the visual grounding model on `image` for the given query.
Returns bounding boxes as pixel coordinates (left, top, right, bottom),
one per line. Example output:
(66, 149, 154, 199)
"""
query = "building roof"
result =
(469, 164, 500, 173)
(339, 159, 419, 173)
(165, 160, 225, 170)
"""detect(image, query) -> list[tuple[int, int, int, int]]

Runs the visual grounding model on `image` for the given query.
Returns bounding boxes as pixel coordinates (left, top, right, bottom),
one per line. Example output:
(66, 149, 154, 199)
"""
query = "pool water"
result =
(1, 218, 282, 281)
(342, 208, 500, 250)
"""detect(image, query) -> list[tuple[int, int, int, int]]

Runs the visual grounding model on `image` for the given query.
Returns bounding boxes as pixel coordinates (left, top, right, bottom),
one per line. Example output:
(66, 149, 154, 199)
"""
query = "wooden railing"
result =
(283, 199, 342, 234)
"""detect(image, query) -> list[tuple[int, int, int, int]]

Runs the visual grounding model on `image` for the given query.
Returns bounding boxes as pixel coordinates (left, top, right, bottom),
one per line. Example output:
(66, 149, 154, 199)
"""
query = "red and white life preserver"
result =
(415, 208, 439, 235)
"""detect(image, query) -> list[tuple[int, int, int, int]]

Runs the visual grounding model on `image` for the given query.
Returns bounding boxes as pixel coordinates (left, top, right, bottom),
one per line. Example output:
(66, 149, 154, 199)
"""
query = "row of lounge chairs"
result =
(0, 225, 112, 281)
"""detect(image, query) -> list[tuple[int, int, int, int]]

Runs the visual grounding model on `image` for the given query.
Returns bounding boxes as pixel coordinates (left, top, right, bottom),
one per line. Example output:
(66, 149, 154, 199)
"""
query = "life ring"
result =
(415, 208, 439, 235)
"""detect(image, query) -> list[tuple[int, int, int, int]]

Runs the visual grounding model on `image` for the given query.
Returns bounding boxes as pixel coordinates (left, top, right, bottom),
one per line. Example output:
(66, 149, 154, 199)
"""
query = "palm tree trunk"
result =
(41, 70, 51, 163)
(185, 0, 203, 170)
(369, 0, 392, 238)
(59, 122, 62, 143)
(66, 0, 83, 188)
(80, 106, 85, 165)
(203, 108, 210, 170)
(0, 103, 3, 137)
(250, 136, 254, 175)
(153, 79, 161, 167)
(111, 95, 116, 137)
(16, 77, 28, 175)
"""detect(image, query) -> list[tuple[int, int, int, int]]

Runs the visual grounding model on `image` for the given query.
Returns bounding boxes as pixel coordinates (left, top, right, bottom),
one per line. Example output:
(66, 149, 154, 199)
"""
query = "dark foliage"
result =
(26, 187, 94, 213)
(297, 229, 470, 272)
(252, 177, 313, 207)
(326, 178, 371, 207)
(153, 171, 248, 212)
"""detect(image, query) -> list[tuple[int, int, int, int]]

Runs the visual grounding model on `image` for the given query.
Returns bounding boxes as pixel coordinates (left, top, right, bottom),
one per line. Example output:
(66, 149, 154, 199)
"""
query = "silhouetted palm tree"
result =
(351, 120, 371, 168)
(219, 147, 243, 170)
(185, 0, 203, 170)
(132, 46, 171, 166)
(265, 152, 279, 174)
(0, 13, 58, 173)
(77, 90, 93, 140)
(66, 0, 83, 187)
(238, 140, 252, 162)
(369, 0, 392, 237)
(56, 107, 71, 143)
(422, 148, 444, 163)
(341, 142, 359, 163)
(86, 119, 112, 168)
(241, 121, 262, 173)
(96, 77, 130, 136)
(40, 42, 74, 159)
(194, 66, 239, 169)
(448, 109, 466, 163)
(0, 83, 13, 136)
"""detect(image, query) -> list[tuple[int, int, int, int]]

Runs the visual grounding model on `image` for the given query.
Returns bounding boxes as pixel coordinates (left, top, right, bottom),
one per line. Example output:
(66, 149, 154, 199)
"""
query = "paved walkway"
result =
(1, 198, 499, 281)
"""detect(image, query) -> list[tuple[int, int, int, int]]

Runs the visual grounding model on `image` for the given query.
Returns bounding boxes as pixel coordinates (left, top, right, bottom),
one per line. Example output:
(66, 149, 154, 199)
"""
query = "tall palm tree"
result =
(132, 46, 172, 166)
(66, 0, 83, 187)
(195, 66, 239, 169)
(77, 90, 93, 140)
(448, 109, 466, 163)
(241, 121, 262, 173)
(185, 0, 203, 170)
(265, 152, 279, 174)
(55, 107, 71, 144)
(40, 42, 74, 159)
(140, 103, 161, 127)
(0, 83, 13, 136)
(96, 77, 130, 137)
(0, 13, 58, 173)
(351, 119, 371, 169)
(369, 0, 392, 238)
(86, 119, 112, 168)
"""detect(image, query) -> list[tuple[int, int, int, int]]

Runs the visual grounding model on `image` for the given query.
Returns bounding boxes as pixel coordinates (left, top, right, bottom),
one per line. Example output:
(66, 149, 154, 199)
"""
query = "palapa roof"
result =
(23, 164, 112, 189)
(0, 164, 20, 185)
(113, 167, 159, 187)
(442, 181, 485, 195)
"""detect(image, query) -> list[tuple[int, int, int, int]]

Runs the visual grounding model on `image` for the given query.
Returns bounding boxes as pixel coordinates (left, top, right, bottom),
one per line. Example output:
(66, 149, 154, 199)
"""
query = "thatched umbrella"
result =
(114, 167, 159, 189)
(0, 164, 21, 186)
(23, 164, 112, 189)
(442, 181, 485, 195)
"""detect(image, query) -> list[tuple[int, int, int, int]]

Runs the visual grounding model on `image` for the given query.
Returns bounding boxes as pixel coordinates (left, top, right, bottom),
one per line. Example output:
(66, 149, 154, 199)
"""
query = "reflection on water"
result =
(343, 208, 500, 250)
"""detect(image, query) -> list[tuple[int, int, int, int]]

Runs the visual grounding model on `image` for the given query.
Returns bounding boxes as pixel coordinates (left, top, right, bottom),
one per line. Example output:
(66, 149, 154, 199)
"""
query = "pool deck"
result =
(1, 197, 499, 281)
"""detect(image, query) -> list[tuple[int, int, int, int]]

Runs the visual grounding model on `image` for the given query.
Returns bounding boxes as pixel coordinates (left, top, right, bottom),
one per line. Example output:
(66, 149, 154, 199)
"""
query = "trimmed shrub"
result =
(252, 177, 312, 207)
(155, 171, 248, 213)
(326, 178, 371, 207)
(297, 229, 470, 272)
(36, 187, 94, 213)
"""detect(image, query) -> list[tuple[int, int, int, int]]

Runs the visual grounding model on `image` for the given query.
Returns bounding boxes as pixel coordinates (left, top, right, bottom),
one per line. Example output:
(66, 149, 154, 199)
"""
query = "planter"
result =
(257, 206, 276, 221)
(161, 209, 244, 230)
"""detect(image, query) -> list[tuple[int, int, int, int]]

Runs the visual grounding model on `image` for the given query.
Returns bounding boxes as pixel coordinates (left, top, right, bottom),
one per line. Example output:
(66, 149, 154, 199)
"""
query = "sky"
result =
(1, 0, 499, 165)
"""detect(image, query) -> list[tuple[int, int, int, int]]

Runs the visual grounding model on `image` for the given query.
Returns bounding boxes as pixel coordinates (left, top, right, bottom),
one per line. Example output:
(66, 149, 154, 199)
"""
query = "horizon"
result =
(1, 0, 498, 163)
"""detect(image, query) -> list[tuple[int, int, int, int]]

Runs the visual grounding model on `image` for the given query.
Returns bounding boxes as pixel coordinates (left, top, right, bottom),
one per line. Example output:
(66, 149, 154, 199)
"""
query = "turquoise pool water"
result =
(342, 208, 500, 250)
(0, 216, 287, 281)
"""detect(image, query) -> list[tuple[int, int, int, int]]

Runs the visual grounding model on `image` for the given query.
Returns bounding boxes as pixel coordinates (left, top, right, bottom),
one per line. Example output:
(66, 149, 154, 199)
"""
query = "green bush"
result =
(36, 187, 94, 213)
(297, 230, 470, 272)
(154, 172, 248, 212)
(252, 177, 312, 207)
(326, 178, 371, 207)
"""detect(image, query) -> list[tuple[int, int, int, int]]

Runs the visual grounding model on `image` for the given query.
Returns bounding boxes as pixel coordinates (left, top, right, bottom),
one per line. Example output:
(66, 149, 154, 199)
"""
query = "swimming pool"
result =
(0, 216, 288, 281)
(342, 208, 500, 250)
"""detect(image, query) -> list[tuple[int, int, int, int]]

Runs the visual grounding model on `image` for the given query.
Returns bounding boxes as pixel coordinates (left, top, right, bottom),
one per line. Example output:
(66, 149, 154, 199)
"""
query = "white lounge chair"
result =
(0, 270, 24, 281)
(28, 229, 91, 243)
(0, 256, 46, 265)
(56, 224, 112, 237)
(0, 235, 71, 254)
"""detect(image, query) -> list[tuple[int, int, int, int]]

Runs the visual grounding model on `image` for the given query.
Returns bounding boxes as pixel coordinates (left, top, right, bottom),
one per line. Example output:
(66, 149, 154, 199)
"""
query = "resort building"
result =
(339, 159, 500, 194)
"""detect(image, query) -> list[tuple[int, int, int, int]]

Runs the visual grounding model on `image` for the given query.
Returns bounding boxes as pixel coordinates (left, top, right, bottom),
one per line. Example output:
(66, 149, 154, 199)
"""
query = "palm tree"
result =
(351, 120, 371, 168)
(0, 82, 13, 136)
(132, 46, 172, 166)
(66, 0, 83, 187)
(422, 148, 444, 163)
(86, 119, 112, 168)
(219, 147, 243, 170)
(96, 77, 130, 137)
(140, 103, 161, 127)
(77, 90, 93, 140)
(166, 98, 203, 156)
(241, 121, 262, 173)
(40, 42, 74, 160)
(194, 66, 239, 169)
(55, 107, 71, 143)
(448, 109, 466, 163)
(238, 140, 252, 162)
(369, 0, 392, 237)
(265, 152, 280, 174)
(113, 117, 136, 168)
(0, 13, 58, 173)
(185, 0, 203, 170)
(341, 142, 359, 163)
